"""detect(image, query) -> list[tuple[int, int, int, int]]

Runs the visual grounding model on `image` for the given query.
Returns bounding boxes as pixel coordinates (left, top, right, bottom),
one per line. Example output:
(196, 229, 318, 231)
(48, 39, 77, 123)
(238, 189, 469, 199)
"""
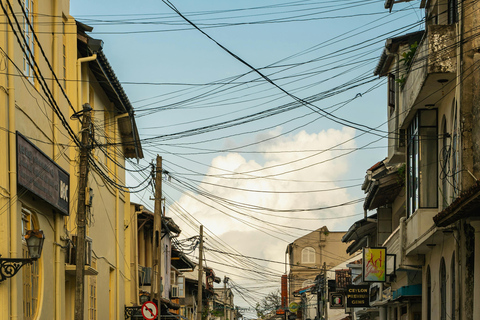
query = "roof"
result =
(362, 160, 404, 211)
(293, 284, 315, 296)
(342, 214, 377, 255)
(374, 31, 425, 77)
(434, 181, 480, 227)
(171, 248, 196, 271)
(76, 21, 143, 159)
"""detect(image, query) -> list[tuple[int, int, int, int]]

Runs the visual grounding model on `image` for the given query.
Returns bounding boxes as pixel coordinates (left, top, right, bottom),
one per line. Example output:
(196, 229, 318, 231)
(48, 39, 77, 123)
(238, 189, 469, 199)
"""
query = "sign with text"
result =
(362, 247, 386, 282)
(346, 285, 369, 308)
(17, 132, 70, 215)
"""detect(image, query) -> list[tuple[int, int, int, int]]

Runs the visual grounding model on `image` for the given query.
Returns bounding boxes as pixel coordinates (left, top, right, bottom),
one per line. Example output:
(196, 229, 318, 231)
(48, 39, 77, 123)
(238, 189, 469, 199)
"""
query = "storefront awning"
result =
(392, 284, 422, 300)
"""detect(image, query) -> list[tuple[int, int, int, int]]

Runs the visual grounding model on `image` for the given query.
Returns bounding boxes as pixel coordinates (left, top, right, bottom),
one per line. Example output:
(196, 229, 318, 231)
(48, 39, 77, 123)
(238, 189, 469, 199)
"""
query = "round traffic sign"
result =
(288, 302, 299, 313)
(141, 301, 158, 320)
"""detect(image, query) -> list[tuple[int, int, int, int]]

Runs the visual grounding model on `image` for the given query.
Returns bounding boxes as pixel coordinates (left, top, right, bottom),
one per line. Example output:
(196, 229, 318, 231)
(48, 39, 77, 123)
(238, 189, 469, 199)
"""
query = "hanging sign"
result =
(362, 247, 386, 282)
(16, 132, 70, 215)
(346, 285, 370, 308)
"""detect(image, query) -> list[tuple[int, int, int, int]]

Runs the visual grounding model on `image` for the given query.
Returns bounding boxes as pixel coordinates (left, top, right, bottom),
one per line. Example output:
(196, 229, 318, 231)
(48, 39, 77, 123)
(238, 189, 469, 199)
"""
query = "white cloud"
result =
(167, 127, 358, 307)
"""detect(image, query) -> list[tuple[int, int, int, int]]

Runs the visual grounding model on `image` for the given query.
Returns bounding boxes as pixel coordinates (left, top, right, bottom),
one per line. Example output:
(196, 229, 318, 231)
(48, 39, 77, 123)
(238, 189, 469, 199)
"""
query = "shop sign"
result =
(346, 285, 369, 308)
(17, 132, 69, 215)
(362, 247, 386, 282)
(329, 292, 345, 309)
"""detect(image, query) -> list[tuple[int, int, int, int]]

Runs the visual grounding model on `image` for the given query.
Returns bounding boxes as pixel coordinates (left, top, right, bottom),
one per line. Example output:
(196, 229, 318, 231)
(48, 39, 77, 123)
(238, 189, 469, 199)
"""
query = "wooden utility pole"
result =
(153, 156, 163, 304)
(323, 262, 328, 320)
(196, 225, 204, 320)
(223, 276, 229, 320)
(74, 104, 92, 320)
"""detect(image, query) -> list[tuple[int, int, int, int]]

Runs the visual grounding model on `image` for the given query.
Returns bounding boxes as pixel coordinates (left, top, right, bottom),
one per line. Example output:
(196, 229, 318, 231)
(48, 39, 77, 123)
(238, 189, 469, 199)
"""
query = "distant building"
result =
(286, 226, 351, 309)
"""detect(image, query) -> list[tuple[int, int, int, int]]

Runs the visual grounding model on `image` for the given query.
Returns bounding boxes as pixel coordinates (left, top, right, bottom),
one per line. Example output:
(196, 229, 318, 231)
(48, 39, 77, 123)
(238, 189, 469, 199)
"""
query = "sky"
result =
(70, 0, 423, 316)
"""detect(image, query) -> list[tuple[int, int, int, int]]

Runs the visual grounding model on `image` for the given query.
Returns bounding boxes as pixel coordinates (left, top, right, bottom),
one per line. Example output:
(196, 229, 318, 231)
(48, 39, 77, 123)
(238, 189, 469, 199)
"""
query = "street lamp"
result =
(0, 229, 45, 282)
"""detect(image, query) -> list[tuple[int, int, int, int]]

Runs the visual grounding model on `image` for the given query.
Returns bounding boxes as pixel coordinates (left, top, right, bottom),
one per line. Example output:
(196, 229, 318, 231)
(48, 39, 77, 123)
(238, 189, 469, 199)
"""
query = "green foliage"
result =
(395, 75, 406, 89)
(397, 163, 406, 186)
(255, 290, 281, 319)
(400, 41, 418, 68)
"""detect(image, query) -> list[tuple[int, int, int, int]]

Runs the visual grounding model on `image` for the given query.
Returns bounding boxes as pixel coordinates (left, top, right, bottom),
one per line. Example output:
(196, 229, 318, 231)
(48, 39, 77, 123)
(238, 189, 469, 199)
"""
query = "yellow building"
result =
(0, 1, 142, 320)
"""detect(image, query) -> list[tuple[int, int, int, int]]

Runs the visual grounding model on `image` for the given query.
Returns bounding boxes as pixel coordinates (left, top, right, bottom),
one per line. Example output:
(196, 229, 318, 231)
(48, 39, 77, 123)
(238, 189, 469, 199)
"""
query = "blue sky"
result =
(70, 0, 423, 314)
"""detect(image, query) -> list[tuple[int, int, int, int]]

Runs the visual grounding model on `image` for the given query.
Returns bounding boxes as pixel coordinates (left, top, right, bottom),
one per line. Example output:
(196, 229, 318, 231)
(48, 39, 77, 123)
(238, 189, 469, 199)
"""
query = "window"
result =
(62, 19, 67, 88)
(388, 73, 395, 113)
(448, 0, 458, 24)
(451, 252, 455, 320)
(440, 117, 450, 209)
(178, 275, 185, 298)
(22, 208, 40, 320)
(427, 266, 431, 320)
(440, 258, 446, 320)
(88, 258, 97, 320)
(301, 247, 315, 264)
(407, 110, 438, 216)
(22, 0, 35, 80)
(451, 104, 459, 198)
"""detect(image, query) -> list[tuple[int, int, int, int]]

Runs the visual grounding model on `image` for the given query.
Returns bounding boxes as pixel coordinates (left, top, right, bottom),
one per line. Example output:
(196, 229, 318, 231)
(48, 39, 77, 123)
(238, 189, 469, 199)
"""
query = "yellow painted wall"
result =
(0, 0, 137, 319)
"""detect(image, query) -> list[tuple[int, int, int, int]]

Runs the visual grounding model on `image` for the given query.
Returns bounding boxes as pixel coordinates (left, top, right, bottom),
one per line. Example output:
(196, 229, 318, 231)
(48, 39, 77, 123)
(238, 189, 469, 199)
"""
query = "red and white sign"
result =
(141, 301, 158, 320)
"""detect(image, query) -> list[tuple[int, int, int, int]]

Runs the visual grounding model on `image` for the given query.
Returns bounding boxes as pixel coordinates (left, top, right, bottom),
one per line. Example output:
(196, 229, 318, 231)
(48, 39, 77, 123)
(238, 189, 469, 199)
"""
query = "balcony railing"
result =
(400, 24, 456, 127)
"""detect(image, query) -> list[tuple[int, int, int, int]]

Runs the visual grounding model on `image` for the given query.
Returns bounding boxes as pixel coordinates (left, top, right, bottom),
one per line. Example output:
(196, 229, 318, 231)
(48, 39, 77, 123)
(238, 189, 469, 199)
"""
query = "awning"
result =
(171, 248, 195, 271)
(434, 181, 480, 227)
(363, 162, 404, 211)
(392, 284, 422, 300)
(342, 214, 377, 255)
(342, 214, 377, 243)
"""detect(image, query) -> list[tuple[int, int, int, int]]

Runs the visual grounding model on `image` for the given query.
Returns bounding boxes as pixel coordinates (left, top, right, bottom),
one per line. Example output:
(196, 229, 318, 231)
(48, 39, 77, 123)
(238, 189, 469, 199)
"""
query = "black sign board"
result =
(346, 285, 369, 308)
(17, 132, 70, 215)
(329, 292, 345, 309)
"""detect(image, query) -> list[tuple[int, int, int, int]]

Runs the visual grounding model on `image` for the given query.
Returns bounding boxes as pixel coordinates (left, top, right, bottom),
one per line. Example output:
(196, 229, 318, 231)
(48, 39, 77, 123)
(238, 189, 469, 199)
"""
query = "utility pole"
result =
(153, 156, 163, 305)
(74, 103, 92, 320)
(323, 262, 328, 320)
(196, 225, 204, 320)
(224, 276, 229, 320)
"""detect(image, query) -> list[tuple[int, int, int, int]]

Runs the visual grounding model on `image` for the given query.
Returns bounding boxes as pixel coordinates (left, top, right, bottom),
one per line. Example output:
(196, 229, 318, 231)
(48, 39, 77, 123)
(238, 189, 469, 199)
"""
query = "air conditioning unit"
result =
(143, 267, 152, 285)
(171, 285, 179, 298)
(66, 236, 92, 266)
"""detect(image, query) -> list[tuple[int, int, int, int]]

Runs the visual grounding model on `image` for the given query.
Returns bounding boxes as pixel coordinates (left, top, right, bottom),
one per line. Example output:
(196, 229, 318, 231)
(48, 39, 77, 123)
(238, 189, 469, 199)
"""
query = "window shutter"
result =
(388, 73, 395, 109)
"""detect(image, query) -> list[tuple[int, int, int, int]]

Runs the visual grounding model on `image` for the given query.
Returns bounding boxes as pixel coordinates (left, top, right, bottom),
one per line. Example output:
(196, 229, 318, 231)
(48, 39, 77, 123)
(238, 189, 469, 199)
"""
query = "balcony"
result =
(400, 24, 456, 127)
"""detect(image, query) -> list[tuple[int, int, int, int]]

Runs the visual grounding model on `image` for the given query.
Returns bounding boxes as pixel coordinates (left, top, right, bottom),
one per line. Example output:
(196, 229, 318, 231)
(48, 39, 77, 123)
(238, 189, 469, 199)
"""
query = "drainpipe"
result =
(52, 1, 63, 319)
(7, 5, 22, 320)
(77, 54, 97, 113)
(133, 205, 144, 305)
(399, 217, 406, 266)
(7, 7, 19, 319)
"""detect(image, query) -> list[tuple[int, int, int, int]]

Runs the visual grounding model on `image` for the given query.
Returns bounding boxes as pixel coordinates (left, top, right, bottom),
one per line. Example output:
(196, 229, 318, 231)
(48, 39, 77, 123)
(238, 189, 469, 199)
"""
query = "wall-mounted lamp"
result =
(0, 230, 45, 282)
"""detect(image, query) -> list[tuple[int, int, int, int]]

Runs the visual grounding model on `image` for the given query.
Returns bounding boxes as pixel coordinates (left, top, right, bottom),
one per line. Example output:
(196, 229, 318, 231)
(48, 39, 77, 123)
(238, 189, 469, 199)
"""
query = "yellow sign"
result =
(363, 247, 386, 282)
(288, 302, 299, 313)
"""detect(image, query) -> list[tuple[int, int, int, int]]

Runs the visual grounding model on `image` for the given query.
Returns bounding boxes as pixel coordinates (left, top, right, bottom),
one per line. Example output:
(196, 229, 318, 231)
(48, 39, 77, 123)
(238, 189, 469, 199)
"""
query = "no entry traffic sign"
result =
(141, 301, 158, 320)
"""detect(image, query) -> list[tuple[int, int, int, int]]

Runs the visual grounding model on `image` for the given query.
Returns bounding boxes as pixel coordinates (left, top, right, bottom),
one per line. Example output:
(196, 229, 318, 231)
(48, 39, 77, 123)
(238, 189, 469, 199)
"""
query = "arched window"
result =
(440, 258, 447, 320)
(441, 116, 450, 209)
(427, 266, 431, 320)
(301, 247, 315, 264)
(451, 252, 456, 320)
(21, 208, 40, 320)
(448, 0, 458, 24)
(452, 102, 459, 198)
(302, 279, 315, 288)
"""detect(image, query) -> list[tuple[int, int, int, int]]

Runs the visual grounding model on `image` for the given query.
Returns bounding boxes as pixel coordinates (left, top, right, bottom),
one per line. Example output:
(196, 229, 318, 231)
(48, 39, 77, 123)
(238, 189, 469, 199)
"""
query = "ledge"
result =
(65, 264, 98, 276)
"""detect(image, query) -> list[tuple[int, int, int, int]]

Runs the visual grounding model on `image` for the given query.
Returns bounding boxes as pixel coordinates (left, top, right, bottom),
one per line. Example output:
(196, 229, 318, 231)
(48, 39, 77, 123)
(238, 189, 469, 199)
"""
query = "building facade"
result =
(286, 226, 351, 308)
(341, 0, 480, 319)
(0, 1, 142, 320)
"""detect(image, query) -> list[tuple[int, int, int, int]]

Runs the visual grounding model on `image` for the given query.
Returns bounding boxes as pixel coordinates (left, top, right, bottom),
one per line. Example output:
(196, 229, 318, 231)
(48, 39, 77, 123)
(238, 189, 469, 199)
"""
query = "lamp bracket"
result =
(0, 255, 35, 282)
